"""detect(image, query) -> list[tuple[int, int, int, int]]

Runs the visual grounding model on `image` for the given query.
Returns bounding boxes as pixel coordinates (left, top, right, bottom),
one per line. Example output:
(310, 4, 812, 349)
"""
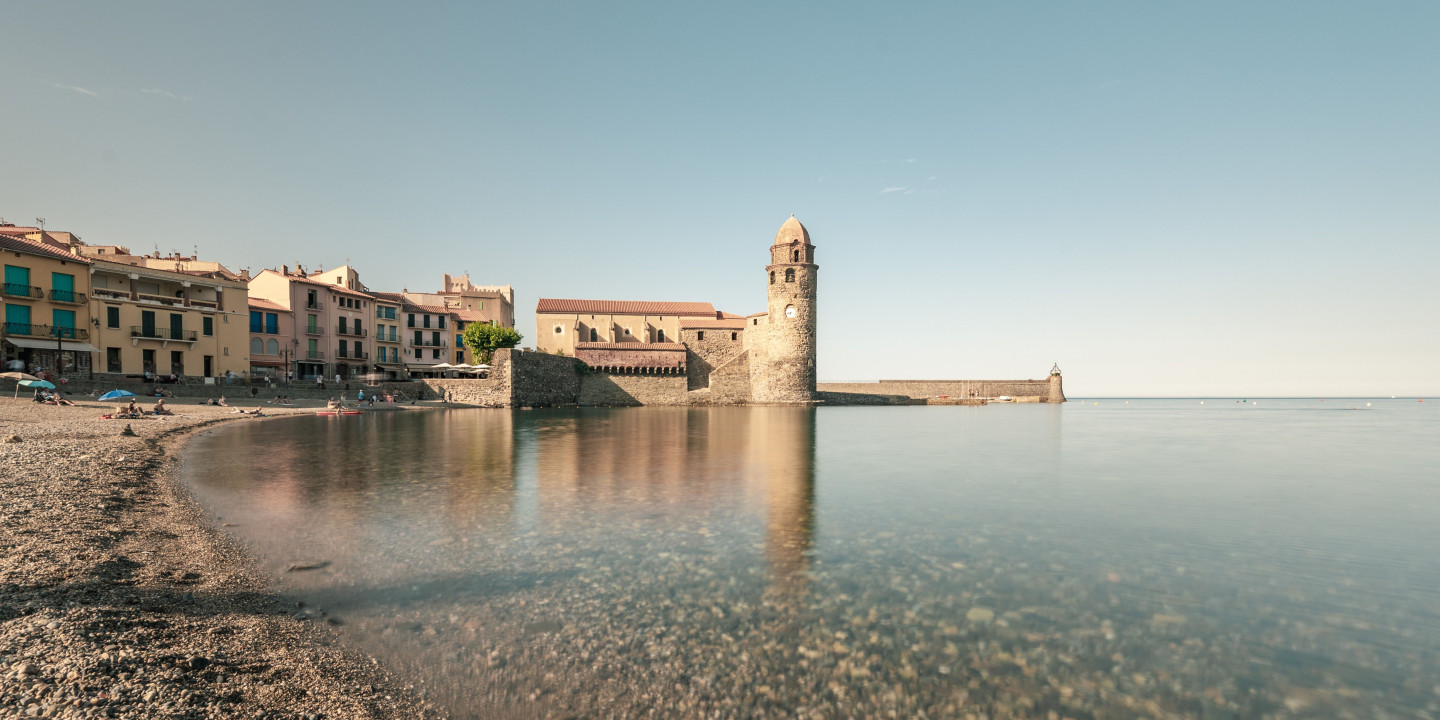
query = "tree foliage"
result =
(462, 323, 523, 362)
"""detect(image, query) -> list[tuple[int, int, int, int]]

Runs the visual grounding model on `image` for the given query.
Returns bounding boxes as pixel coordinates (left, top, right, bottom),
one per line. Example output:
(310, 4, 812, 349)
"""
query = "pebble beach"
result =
(0, 398, 440, 720)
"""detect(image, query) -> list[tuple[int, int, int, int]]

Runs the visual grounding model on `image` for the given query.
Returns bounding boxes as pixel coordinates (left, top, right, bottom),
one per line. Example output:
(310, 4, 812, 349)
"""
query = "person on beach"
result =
(217, 395, 228, 407)
(125, 399, 139, 416)
(153, 399, 173, 416)
(316, 375, 324, 388)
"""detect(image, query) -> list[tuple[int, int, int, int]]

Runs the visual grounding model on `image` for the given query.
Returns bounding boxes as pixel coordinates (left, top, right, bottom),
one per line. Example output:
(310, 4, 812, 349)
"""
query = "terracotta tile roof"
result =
(680, 317, 748, 330)
(403, 302, 450, 315)
(575, 342, 687, 351)
(0, 234, 92, 264)
(248, 298, 288, 312)
(273, 271, 373, 299)
(367, 291, 405, 304)
(536, 298, 716, 316)
(746, 312, 767, 318)
(453, 309, 489, 323)
(717, 311, 745, 319)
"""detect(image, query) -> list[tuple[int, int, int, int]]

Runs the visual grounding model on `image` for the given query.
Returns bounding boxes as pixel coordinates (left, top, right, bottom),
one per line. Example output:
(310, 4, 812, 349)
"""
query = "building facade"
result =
(0, 231, 96, 379)
(534, 299, 719, 356)
(88, 259, 249, 379)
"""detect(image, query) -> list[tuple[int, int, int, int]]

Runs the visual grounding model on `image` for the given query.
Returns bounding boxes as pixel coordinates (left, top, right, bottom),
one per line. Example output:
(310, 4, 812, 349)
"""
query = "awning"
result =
(249, 360, 286, 367)
(4, 337, 100, 353)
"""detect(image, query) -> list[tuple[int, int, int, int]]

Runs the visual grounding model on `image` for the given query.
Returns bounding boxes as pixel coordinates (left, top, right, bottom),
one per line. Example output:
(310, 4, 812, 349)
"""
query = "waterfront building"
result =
(0, 229, 96, 378)
(368, 292, 406, 380)
(247, 297, 292, 381)
(401, 300, 451, 377)
(88, 258, 249, 380)
(248, 266, 375, 382)
(534, 299, 721, 357)
(438, 273, 515, 330)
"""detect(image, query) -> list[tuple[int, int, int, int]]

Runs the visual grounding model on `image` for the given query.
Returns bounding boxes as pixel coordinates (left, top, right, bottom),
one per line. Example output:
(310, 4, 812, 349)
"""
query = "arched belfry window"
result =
(792, 249, 800, 262)
(769, 271, 775, 284)
(785, 268, 795, 283)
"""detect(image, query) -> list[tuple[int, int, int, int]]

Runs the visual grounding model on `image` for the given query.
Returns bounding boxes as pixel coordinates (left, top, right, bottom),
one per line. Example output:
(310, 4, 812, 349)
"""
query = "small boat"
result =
(316, 409, 364, 416)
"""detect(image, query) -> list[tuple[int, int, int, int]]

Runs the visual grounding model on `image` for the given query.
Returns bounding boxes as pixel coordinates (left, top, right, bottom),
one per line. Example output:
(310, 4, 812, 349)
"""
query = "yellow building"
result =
(534, 299, 721, 356)
(0, 231, 96, 378)
(88, 259, 250, 380)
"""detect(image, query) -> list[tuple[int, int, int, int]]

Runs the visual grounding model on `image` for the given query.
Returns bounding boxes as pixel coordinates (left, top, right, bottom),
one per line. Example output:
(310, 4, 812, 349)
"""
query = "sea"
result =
(182, 399, 1440, 718)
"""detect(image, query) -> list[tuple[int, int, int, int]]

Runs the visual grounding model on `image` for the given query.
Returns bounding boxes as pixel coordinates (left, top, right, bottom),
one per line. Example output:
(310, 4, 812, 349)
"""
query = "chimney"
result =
(282, 265, 289, 275)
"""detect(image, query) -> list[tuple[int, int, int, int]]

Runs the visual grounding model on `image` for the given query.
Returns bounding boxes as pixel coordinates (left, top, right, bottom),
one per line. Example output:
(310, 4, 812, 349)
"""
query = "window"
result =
(432, 348, 440, 359)
(431, 331, 440, 346)
(589, 328, 598, 342)
(308, 338, 318, 357)
(408, 313, 415, 327)
(203, 317, 214, 337)
(554, 325, 564, 334)
(731, 332, 738, 341)
(251, 338, 264, 355)
(51, 272, 76, 302)
(770, 271, 775, 284)
(339, 339, 348, 357)
(52, 309, 77, 338)
(170, 350, 184, 375)
(697, 331, 705, 341)
(355, 319, 363, 335)
(423, 314, 431, 328)
(267, 339, 279, 355)
(456, 351, 464, 363)
(657, 329, 666, 342)
(307, 289, 318, 309)
(438, 316, 446, 329)
(785, 268, 795, 282)
(250, 310, 263, 333)
(338, 317, 348, 334)
(308, 314, 318, 333)
(169, 313, 184, 340)
(624, 327, 631, 336)
(106, 347, 122, 373)
(265, 313, 278, 334)
(793, 249, 800, 262)
(107, 306, 120, 329)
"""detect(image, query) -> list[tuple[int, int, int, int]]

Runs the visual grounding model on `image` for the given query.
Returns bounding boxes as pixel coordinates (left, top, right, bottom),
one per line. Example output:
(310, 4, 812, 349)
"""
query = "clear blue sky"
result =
(3, 2, 1436, 396)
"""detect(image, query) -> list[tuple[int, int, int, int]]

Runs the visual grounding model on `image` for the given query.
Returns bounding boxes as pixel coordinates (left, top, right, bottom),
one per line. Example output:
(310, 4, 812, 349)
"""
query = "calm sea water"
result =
(183, 400, 1440, 719)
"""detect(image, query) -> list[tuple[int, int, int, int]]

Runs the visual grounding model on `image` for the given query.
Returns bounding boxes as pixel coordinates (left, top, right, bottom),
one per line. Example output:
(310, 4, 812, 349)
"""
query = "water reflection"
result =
(183, 401, 1440, 719)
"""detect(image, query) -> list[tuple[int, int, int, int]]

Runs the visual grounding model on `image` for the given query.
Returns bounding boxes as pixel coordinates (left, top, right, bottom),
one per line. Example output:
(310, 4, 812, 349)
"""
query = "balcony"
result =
(136, 292, 185, 307)
(93, 288, 129, 301)
(2, 322, 89, 341)
(189, 299, 219, 309)
(336, 347, 370, 360)
(412, 338, 448, 347)
(305, 350, 325, 360)
(336, 326, 367, 337)
(306, 325, 325, 335)
(3, 283, 44, 299)
(130, 326, 198, 342)
(48, 289, 88, 304)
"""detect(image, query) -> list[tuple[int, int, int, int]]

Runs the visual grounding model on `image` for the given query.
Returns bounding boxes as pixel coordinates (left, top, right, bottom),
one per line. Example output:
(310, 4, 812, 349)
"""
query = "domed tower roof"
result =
(773, 215, 811, 246)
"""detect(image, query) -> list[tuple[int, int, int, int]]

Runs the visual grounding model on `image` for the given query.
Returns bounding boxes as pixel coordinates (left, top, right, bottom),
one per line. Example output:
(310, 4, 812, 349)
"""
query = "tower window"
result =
(792, 249, 800, 262)
(785, 268, 795, 283)
(769, 271, 775, 284)
(731, 332, 737, 340)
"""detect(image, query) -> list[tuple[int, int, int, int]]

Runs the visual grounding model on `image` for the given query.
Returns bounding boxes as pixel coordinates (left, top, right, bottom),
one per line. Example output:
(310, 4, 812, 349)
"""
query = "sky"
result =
(3, 2, 1437, 396)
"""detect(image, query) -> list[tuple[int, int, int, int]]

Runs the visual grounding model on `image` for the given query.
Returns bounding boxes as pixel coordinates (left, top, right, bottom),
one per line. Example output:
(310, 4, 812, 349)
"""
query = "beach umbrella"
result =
(473, 364, 491, 370)
(431, 363, 454, 369)
(6, 371, 41, 398)
(98, 389, 138, 401)
(20, 379, 55, 389)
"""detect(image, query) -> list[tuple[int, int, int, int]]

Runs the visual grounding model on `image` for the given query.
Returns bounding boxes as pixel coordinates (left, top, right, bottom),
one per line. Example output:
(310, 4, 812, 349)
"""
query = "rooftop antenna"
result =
(35, 217, 46, 234)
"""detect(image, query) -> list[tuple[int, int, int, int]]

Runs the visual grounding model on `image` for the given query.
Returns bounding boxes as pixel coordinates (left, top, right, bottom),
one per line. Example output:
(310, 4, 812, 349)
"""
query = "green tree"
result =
(462, 323, 523, 363)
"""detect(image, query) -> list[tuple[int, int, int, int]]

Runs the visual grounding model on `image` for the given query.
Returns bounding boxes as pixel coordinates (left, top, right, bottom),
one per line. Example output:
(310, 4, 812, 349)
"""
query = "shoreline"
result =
(0, 399, 445, 719)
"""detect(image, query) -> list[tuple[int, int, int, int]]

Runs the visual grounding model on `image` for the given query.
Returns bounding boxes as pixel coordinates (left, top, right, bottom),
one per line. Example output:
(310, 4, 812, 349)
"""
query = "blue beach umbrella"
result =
(98, 389, 138, 401)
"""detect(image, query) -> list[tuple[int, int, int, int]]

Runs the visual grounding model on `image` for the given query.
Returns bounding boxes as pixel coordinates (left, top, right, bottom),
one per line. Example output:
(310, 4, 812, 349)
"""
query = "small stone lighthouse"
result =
(750, 215, 819, 404)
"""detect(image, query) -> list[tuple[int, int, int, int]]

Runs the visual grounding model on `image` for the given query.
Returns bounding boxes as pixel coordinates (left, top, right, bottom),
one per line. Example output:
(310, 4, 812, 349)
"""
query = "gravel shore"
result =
(0, 398, 442, 720)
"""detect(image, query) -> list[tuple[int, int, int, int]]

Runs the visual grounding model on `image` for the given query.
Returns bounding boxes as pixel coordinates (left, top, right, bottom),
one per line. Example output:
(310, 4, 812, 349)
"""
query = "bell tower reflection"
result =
(747, 406, 817, 599)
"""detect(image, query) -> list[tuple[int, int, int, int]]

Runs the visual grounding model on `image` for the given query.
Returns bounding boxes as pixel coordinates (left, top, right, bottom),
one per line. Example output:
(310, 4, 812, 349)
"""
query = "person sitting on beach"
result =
(125, 399, 139, 415)
(326, 397, 341, 410)
(153, 399, 174, 416)
(217, 395, 228, 407)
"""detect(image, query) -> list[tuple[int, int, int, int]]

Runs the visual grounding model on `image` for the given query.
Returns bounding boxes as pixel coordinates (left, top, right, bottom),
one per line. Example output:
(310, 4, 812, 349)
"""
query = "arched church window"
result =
(589, 328, 598, 342)
(785, 268, 795, 283)
(657, 329, 666, 342)
(792, 249, 800, 262)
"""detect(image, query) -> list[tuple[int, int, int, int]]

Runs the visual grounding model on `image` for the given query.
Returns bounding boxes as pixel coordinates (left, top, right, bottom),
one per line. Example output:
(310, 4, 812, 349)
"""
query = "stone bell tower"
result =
(751, 215, 818, 403)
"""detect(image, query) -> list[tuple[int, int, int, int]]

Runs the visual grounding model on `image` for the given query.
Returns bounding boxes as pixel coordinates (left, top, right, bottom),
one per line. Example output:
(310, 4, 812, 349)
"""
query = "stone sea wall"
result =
(579, 373, 689, 406)
(816, 377, 1064, 403)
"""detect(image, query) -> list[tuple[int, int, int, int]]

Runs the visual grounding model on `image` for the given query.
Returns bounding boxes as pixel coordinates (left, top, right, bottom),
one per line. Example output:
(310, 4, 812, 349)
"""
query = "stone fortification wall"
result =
(681, 328, 745, 391)
(579, 373, 689, 406)
(817, 376, 1064, 403)
(689, 350, 752, 405)
(507, 349, 582, 407)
